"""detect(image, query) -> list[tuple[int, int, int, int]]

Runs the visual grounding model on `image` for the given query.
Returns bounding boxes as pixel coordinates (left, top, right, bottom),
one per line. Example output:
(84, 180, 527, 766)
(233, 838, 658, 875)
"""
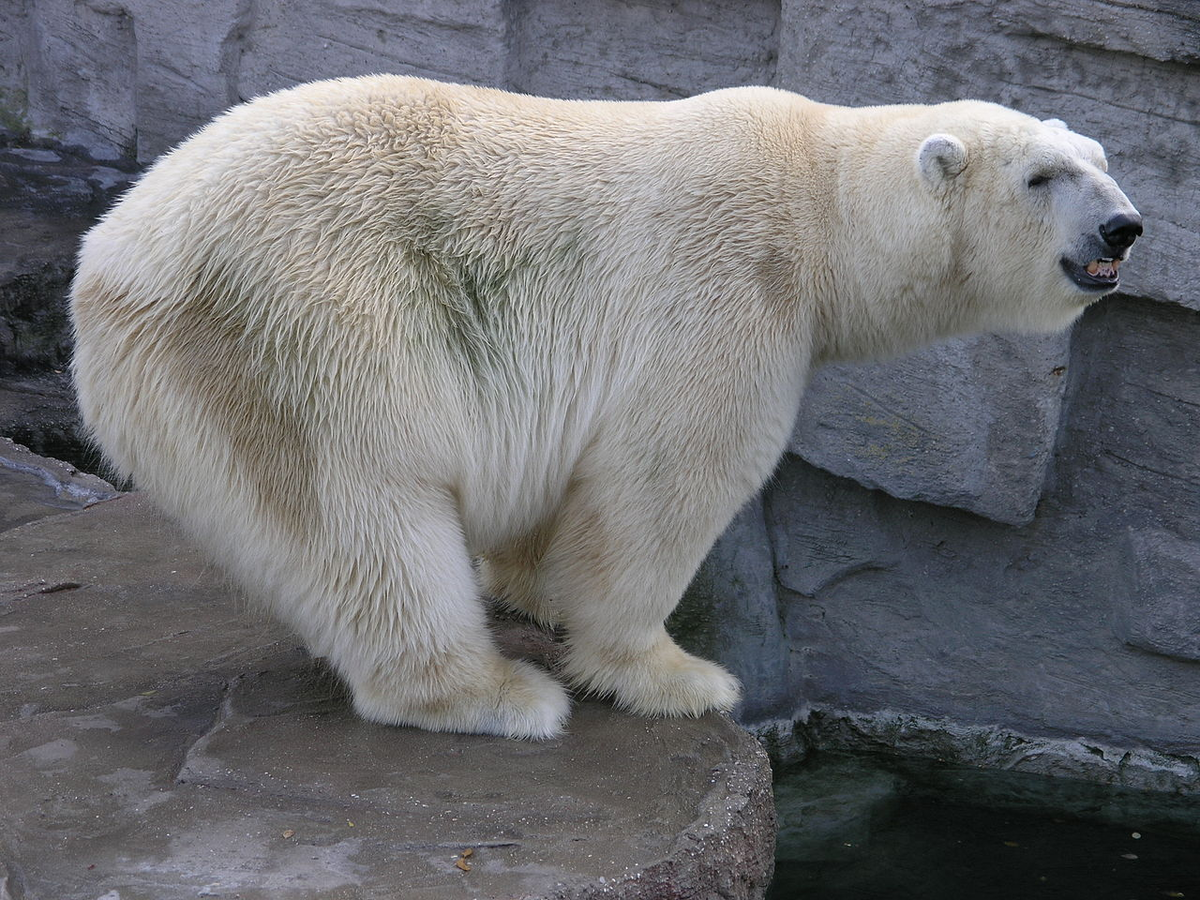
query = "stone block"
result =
(234, 0, 509, 113)
(1112, 529, 1200, 663)
(776, 0, 1200, 311)
(1064, 296, 1200, 521)
(758, 439, 1200, 760)
(0, 1, 30, 131)
(790, 331, 1071, 525)
(11, 0, 510, 163)
(791, 710, 1200, 799)
(122, 0, 249, 161)
(507, 0, 778, 99)
(24, 0, 138, 158)
(16, 0, 242, 161)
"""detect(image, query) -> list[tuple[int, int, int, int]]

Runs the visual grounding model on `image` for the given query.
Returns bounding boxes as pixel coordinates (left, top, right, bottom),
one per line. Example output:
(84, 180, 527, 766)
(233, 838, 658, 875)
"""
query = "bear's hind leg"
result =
(311, 495, 570, 739)
(480, 529, 560, 628)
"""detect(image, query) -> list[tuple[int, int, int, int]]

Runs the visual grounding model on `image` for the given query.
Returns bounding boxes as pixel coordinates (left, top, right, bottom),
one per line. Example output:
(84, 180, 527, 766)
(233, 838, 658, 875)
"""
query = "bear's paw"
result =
(352, 658, 571, 740)
(565, 636, 742, 718)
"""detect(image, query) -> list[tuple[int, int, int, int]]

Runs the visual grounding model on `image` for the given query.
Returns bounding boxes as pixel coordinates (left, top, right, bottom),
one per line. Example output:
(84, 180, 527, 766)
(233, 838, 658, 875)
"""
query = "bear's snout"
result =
(1100, 212, 1143, 251)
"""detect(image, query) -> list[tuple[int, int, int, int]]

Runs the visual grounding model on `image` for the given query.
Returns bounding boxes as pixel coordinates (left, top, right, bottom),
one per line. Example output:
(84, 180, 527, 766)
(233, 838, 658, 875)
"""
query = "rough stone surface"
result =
(0, 451, 775, 900)
(21, 0, 266, 161)
(0, 371, 92, 471)
(790, 332, 1071, 525)
(11, 0, 511, 162)
(505, 0, 777, 100)
(0, 132, 134, 375)
(22, 0, 140, 158)
(1113, 529, 1200, 663)
(791, 708, 1200, 796)
(4, 0, 780, 162)
(0, 131, 132, 467)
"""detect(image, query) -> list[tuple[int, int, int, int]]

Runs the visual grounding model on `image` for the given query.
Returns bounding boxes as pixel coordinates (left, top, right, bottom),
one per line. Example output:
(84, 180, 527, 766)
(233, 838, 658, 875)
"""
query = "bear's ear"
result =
(1042, 118, 1068, 130)
(917, 134, 968, 187)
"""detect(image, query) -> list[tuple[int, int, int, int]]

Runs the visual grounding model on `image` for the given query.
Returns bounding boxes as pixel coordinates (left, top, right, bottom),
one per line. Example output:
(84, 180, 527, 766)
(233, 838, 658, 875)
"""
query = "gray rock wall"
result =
(728, 294, 1200, 786)
(761, 0, 1199, 780)
(2, 0, 1197, 780)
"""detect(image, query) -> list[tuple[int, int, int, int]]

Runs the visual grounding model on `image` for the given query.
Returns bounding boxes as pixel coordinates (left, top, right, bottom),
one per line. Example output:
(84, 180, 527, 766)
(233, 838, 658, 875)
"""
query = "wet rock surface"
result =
(0, 372, 100, 475)
(0, 448, 775, 900)
(0, 435, 116, 532)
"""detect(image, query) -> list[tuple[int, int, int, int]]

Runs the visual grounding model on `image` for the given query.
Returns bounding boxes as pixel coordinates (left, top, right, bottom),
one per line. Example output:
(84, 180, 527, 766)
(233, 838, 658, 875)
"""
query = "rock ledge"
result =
(0, 447, 774, 900)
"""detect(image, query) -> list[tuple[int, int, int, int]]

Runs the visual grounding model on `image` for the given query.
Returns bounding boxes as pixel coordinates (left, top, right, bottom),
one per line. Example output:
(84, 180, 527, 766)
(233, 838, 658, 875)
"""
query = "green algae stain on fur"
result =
(426, 256, 515, 380)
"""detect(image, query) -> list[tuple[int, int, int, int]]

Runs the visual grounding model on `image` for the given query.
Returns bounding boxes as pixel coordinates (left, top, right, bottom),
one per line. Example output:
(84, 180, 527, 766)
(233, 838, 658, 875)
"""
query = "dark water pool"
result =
(769, 753, 1200, 900)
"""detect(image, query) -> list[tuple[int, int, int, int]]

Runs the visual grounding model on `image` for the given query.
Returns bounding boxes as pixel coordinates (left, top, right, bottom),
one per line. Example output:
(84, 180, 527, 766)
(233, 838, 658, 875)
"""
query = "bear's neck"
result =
(798, 106, 983, 365)
(812, 268, 979, 366)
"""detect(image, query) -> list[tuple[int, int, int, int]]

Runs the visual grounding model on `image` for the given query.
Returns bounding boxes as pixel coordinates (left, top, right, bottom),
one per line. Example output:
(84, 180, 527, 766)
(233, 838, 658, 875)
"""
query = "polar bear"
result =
(70, 76, 1141, 738)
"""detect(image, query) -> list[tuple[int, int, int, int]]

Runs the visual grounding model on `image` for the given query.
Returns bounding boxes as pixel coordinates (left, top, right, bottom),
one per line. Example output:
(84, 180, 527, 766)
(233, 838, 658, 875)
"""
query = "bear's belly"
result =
(451, 400, 600, 555)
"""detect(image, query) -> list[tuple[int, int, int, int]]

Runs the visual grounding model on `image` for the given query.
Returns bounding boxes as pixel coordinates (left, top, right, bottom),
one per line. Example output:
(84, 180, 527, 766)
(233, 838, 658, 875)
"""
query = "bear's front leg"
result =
(538, 471, 743, 717)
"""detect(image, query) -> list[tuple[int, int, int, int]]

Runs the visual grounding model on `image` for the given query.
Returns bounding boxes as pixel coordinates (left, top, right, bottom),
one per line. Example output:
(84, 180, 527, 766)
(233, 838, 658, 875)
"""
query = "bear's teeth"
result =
(1086, 259, 1117, 278)
(1087, 260, 1101, 276)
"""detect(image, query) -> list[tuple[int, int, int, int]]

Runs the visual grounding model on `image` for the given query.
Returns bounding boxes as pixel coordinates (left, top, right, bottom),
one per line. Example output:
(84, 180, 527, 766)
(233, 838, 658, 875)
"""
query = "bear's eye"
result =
(1027, 173, 1052, 188)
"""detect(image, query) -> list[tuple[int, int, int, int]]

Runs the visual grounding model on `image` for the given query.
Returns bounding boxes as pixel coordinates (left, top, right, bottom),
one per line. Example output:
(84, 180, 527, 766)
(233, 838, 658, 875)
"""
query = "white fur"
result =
(70, 77, 1139, 738)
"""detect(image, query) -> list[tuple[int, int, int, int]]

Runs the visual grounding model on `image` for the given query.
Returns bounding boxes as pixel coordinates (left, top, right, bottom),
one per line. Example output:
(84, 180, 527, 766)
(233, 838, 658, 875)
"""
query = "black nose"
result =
(1100, 212, 1143, 250)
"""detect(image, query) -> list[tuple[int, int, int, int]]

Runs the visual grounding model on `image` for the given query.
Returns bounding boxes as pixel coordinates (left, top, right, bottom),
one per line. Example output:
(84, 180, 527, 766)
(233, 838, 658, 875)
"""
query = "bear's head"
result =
(915, 103, 1141, 334)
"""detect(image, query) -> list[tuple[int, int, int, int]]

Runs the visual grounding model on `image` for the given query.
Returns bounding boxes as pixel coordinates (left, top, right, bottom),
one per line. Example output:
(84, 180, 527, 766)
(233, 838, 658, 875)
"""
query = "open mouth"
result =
(1061, 256, 1121, 292)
